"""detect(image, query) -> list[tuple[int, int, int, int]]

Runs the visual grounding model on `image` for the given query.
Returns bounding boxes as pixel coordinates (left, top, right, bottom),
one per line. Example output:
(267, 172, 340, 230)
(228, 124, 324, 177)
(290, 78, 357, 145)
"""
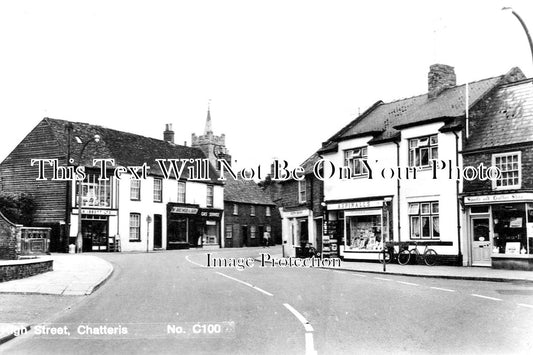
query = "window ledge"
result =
(491, 253, 533, 259)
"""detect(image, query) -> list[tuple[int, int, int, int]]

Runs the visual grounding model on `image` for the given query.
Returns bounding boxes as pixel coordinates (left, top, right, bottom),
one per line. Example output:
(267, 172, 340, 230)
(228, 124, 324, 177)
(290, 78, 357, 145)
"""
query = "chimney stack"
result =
(428, 64, 456, 99)
(163, 123, 174, 143)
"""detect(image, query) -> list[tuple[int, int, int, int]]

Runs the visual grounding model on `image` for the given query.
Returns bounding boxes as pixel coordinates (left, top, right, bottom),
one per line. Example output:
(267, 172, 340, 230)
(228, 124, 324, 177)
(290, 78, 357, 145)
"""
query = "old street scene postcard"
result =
(1, 1, 533, 354)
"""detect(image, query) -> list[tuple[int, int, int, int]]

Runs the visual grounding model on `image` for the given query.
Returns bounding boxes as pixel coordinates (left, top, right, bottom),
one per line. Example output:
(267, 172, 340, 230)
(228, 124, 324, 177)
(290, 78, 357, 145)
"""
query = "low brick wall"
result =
(0, 260, 53, 283)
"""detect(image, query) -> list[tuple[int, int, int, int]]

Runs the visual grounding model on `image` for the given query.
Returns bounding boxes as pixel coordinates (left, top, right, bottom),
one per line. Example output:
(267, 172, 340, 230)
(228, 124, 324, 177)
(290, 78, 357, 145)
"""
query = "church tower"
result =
(191, 104, 232, 171)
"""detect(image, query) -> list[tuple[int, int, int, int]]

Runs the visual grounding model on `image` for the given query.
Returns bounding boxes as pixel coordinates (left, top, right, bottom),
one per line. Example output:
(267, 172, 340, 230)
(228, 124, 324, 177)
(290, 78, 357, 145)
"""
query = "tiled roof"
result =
(223, 176, 275, 205)
(464, 79, 533, 151)
(301, 153, 321, 174)
(319, 68, 524, 151)
(44, 118, 221, 183)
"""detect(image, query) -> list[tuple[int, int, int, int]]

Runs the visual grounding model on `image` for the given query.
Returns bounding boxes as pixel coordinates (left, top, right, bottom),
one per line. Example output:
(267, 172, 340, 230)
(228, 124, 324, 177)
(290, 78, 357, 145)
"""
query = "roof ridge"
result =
(381, 75, 504, 106)
(45, 117, 196, 151)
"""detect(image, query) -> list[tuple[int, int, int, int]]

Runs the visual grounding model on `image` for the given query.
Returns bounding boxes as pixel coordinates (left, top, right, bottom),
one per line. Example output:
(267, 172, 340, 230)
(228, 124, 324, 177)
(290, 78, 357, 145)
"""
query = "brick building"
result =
(272, 153, 327, 256)
(461, 78, 533, 270)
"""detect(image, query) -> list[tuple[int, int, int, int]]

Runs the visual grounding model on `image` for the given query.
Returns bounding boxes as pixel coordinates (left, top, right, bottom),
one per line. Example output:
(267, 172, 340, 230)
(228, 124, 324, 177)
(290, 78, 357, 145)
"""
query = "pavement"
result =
(263, 251, 533, 283)
(0, 253, 113, 296)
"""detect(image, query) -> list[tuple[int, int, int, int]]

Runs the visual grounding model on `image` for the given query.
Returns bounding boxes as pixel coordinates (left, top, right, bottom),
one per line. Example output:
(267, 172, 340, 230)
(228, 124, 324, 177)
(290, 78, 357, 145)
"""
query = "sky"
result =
(0, 0, 532, 175)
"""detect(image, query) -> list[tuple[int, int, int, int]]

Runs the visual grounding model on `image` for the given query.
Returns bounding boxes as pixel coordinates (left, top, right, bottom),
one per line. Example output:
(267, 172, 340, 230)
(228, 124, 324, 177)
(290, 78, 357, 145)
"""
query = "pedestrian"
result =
(263, 231, 270, 248)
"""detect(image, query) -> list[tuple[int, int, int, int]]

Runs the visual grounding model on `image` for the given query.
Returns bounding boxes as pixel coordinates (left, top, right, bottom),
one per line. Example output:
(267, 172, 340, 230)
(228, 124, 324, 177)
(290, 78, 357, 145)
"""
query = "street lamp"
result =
(502, 7, 533, 67)
(64, 122, 74, 253)
(75, 134, 101, 253)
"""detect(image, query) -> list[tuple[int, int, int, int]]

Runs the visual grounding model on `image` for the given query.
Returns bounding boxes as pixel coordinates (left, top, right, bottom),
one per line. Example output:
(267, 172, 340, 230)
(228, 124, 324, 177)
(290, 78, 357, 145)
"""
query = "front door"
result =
(154, 214, 162, 249)
(471, 217, 491, 266)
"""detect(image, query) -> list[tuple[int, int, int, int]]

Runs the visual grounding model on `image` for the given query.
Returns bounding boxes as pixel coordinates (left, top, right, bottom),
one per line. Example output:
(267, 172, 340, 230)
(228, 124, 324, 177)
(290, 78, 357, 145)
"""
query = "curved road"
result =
(2, 248, 533, 354)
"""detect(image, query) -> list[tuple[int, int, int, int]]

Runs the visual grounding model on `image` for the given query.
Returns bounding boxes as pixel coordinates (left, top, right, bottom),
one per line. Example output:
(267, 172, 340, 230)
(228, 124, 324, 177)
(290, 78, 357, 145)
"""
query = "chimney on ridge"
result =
(428, 64, 456, 99)
(163, 123, 175, 143)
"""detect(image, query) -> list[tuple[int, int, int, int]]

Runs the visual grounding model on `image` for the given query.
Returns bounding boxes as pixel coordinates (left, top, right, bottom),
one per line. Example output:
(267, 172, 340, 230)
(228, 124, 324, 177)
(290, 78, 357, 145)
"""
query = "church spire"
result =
(204, 99, 213, 134)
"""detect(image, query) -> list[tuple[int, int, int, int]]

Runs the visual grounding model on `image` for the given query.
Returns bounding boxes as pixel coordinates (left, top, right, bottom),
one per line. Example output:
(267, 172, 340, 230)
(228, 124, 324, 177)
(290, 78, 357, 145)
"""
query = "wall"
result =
(0, 260, 53, 282)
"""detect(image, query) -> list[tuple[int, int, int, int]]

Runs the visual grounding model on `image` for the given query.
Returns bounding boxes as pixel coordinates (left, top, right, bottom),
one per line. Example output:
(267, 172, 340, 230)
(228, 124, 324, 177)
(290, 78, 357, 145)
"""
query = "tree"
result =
(0, 192, 36, 226)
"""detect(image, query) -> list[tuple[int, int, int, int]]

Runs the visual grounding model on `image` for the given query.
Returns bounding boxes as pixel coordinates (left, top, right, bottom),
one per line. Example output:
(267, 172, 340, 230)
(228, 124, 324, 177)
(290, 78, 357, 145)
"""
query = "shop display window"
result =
(346, 214, 383, 251)
(492, 203, 529, 255)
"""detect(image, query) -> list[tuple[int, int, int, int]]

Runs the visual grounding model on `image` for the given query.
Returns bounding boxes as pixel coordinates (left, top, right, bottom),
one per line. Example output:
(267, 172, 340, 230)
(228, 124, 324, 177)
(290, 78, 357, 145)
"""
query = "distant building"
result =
(0, 118, 224, 252)
(191, 108, 281, 247)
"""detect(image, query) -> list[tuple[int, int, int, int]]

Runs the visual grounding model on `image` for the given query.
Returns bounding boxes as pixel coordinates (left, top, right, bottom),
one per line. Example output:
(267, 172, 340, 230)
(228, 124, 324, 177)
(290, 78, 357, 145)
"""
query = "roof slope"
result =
(319, 68, 524, 151)
(44, 118, 221, 183)
(465, 79, 533, 151)
(223, 176, 275, 205)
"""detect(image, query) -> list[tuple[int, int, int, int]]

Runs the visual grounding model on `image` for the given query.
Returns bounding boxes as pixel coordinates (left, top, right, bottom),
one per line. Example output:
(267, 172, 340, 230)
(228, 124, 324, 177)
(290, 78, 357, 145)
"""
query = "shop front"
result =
(71, 208, 118, 252)
(281, 208, 313, 257)
(464, 193, 533, 270)
(327, 198, 393, 261)
(167, 203, 222, 249)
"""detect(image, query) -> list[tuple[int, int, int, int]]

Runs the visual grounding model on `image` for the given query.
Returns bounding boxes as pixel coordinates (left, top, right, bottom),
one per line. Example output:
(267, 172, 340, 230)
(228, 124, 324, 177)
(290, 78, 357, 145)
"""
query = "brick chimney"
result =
(163, 123, 174, 143)
(428, 64, 456, 99)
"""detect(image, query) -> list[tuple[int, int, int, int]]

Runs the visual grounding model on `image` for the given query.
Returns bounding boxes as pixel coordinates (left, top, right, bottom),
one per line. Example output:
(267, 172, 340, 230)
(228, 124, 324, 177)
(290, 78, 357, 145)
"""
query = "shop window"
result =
(207, 185, 214, 207)
(233, 204, 238, 215)
(344, 147, 368, 177)
(346, 214, 382, 250)
(177, 181, 186, 203)
(408, 135, 438, 167)
(225, 224, 232, 239)
(408, 201, 440, 239)
(250, 225, 256, 239)
(153, 178, 162, 202)
(266, 206, 271, 217)
(492, 152, 521, 190)
(493, 203, 529, 254)
(129, 213, 141, 241)
(298, 180, 306, 203)
(77, 173, 112, 207)
(130, 180, 141, 201)
(250, 205, 256, 216)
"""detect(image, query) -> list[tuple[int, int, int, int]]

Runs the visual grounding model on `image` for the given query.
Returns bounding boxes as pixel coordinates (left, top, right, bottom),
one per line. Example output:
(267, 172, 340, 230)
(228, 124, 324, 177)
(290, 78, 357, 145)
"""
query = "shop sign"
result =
(505, 242, 521, 255)
(464, 193, 533, 205)
(323, 221, 338, 236)
(171, 207, 199, 214)
(328, 200, 383, 210)
(206, 220, 217, 225)
(79, 209, 117, 216)
(200, 211, 221, 218)
(286, 209, 309, 218)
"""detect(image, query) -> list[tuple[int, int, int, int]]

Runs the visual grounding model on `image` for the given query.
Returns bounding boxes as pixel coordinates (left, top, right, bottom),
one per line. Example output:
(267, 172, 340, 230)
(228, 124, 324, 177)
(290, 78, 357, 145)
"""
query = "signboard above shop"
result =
(464, 193, 533, 205)
(327, 200, 383, 210)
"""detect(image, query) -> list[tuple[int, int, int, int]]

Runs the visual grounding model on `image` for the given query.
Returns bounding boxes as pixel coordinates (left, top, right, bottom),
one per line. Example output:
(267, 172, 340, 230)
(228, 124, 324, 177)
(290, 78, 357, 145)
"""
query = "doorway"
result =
(154, 214, 162, 249)
(471, 217, 491, 266)
(241, 226, 248, 247)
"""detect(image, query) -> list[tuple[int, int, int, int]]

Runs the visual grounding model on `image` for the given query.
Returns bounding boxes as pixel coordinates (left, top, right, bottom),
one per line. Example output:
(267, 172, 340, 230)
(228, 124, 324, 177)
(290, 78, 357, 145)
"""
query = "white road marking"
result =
(352, 274, 367, 278)
(374, 277, 392, 281)
(185, 255, 205, 268)
(252, 286, 274, 297)
(215, 272, 273, 297)
(471, 294, 502, 301)
(283, 303, 317, 355)
(430, 287, 456, 292)
(397, 281, 419, 286)
(283, 303, 314, 332)
(305, 333, 317, 355)
(517, 303, 533, 309)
